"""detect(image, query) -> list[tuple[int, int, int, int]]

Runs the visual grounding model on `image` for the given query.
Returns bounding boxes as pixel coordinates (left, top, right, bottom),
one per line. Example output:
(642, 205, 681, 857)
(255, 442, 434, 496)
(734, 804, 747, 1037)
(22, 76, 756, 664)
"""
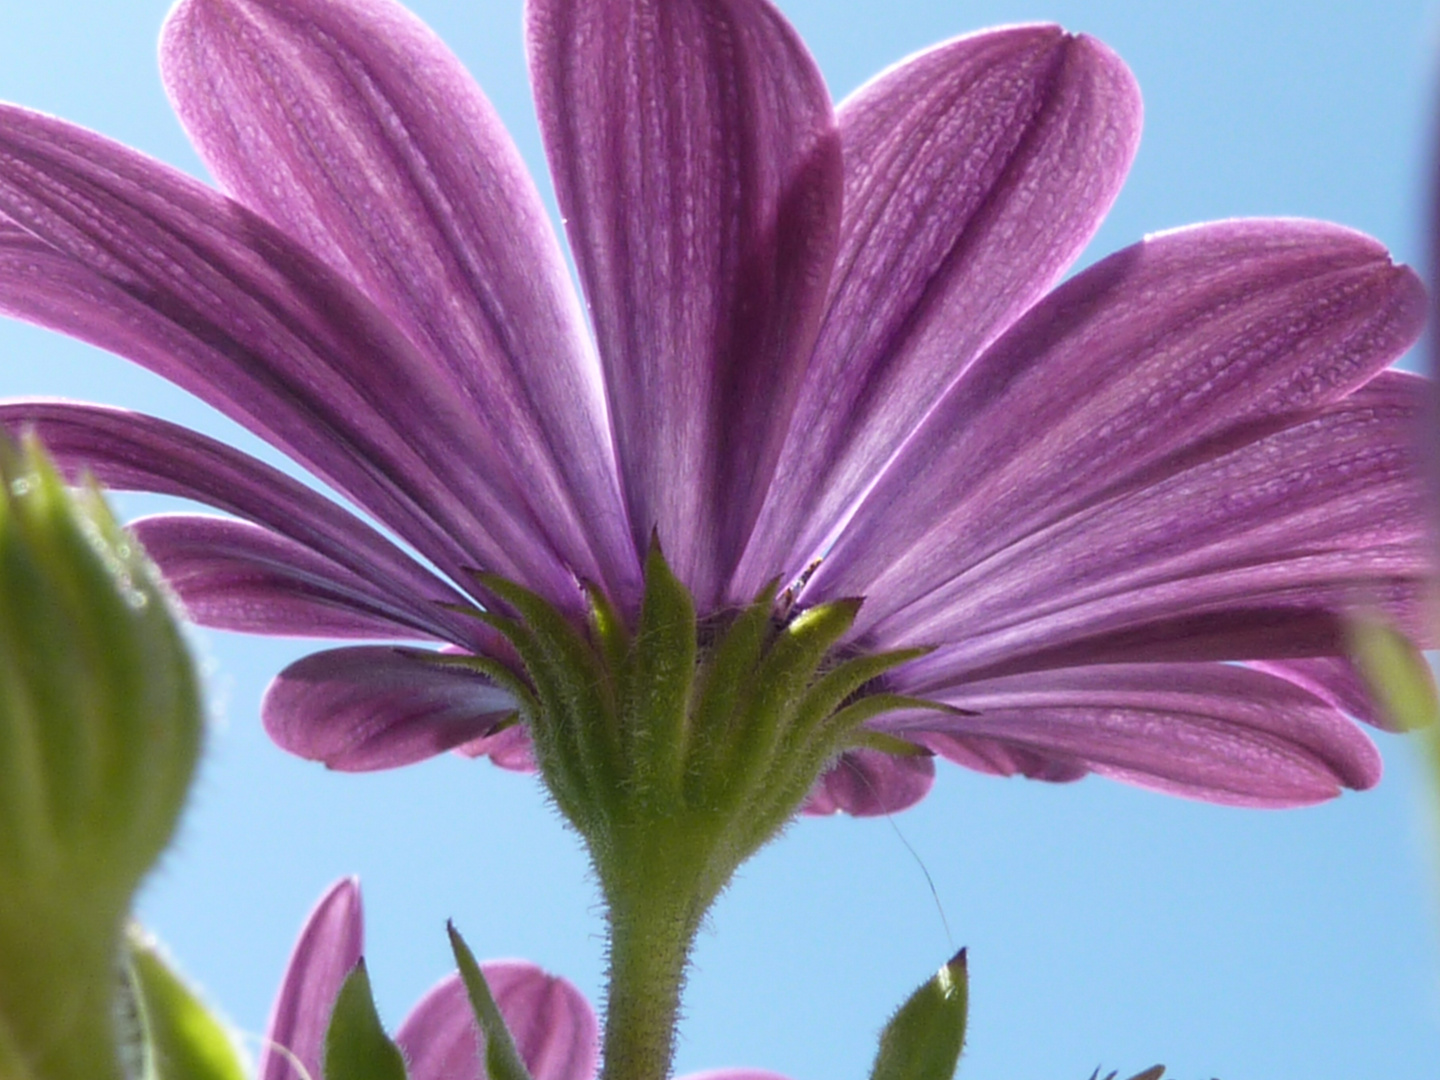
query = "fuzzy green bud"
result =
(0, 437, 202, 1080)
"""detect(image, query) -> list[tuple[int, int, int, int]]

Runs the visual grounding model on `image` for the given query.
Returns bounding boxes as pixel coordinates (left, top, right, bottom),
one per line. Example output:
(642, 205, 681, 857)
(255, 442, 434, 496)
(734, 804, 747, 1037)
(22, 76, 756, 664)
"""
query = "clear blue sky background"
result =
(2, 1, 1439, 1078)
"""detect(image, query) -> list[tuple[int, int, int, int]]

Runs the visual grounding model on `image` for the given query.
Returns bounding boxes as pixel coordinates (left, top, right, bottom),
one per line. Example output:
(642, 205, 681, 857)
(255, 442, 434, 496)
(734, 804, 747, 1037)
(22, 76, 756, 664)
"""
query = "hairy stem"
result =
(599, 875, 702, 1080)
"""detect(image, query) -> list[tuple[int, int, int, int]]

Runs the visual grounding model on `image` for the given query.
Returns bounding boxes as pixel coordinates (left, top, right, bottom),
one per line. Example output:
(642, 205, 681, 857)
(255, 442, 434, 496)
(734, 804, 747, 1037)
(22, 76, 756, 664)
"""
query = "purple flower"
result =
(262, 878, 781, 1080)
(0, 0, 1429, 813)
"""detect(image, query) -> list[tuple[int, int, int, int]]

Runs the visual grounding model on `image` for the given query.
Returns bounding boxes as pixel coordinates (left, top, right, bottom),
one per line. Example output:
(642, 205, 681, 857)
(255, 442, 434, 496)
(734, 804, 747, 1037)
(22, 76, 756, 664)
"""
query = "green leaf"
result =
(122, 930, 246, 1080)
(323, 962, 408, 1080)
(870, 950, 969, 1080)
(0, 1009, 36, 1080)
(1348, 617, 1439, 734)
(447, 923, 533, 1080)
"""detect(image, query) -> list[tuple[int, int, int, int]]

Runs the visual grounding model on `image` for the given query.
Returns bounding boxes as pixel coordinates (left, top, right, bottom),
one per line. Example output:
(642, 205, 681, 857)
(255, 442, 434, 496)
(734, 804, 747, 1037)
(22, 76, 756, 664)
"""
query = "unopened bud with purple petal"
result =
(0, 437, 202, 1080)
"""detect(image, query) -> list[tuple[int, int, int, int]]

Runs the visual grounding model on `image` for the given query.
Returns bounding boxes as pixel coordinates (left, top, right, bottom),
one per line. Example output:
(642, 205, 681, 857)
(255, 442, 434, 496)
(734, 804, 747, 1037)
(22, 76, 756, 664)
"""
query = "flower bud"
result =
(0, 437, 202, 1080)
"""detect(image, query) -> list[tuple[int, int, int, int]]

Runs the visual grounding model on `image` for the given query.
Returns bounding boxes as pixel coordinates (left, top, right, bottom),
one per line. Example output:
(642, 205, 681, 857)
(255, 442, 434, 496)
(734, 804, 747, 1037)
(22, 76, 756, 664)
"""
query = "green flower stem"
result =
(600, 872, 702, 1080)
(471, 542, 941, 1080)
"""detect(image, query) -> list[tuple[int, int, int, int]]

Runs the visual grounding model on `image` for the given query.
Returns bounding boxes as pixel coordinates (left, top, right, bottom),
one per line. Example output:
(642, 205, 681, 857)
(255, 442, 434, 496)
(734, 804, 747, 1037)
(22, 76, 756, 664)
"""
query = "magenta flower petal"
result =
(0, 139, 573, 605)
(809, 220, 1425, 630)
(2, 0, 1430, 817)
(800, 749, 936, 817)
(894, 662, 1381, 807)
(456, 723, 538, 773)
(735, 25, 1140, 597)
(1252, 657, 1400, 731)
(876, 371, 1430, 686)
(264, 647, 517, 771)
(395, 963, 599, 1080)
(260, 877, 363, 1080)
(529, 0, 843, 607)
(0, 401, 490, 645)
(160, 0, 638, 605)
(130, 514, 445, 641)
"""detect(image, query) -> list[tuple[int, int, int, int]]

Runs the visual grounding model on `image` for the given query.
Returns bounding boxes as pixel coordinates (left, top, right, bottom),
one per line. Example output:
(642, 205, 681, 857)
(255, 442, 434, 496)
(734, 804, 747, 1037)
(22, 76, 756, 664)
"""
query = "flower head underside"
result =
(0, 0, 1430, 817)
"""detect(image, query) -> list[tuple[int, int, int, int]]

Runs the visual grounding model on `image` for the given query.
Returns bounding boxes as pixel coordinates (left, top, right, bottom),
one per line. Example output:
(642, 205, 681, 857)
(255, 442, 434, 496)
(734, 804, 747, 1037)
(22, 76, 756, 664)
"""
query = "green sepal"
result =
(463, 606, 598, 826)
(121, 928, 246, 1080)
(584, 582, 631, 682)
(476, 574, 620, 807)
(627, 537, 698, 798)
(788, 647, 933, 747)
(447, 923, 534, 1080)
(825, 695, 961, 744)
(852, 729, 933, 757)
(1090, 1068, 1165, 1080)
(721, 597, 862, 802)
(475, 573, 612, 716)
(323, 962, 408, 1080)
(1347, 617, 1439, 733)
(685, 585, 775, 803)
(870, 949, 969, 1080)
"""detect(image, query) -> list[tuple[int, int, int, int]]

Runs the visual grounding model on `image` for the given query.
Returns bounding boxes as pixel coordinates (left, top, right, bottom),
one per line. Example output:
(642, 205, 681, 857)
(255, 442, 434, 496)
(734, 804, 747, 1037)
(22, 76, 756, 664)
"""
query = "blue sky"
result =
(1, 1, 1439, 1077)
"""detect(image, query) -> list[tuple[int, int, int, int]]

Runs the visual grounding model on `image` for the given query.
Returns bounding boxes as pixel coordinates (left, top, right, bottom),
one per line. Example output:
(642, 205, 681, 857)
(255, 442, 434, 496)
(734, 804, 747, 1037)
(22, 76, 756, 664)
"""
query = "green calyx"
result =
(474, 538, 930, 910)
(459, 538, 937, 1080)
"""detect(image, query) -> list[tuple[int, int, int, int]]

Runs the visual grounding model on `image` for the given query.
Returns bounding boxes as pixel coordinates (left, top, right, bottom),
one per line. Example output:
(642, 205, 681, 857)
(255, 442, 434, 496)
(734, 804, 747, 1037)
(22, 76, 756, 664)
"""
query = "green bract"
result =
(120, 928, 247, 1080)
(324, 962, 409, 1080)
(432, 538, 941, 1080)
(0, 438, 202, 1080)
(870, 951, 969, 1080)
(448, 923, 534, 1080)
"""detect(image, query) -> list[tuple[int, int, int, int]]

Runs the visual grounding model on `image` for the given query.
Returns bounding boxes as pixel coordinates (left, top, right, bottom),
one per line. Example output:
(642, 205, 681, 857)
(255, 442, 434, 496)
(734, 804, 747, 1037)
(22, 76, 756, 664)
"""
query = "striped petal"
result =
(0, 120, 578, 607)
(260, 878, 363, 1080)
(800, 749, 935, 817)
(735, 25, 1140, 597)
(807, 220, 1425, 631)
(161, 0, 638, 606)
(1250, 656, 1399, 731)
(875, 372, 1430, 685)
(0, 402, 484, 646)
(131, 514, 445, 640)
(264, 647, 517, 771)
(887, 663, 1381, 807)
(529, 0, 842, 606)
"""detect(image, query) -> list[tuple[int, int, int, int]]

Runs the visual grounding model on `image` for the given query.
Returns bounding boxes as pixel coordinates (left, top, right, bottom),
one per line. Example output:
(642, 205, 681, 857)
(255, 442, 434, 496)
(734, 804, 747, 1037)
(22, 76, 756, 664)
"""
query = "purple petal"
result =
(456, 723, 538, 774)
(395, 962, 598, 1080)
(264, 647, 518, 771)
(912, 733, 1088, 783)
(800, 748, 935, 817)
(161, 0, 638, 606)
(1250, 657, 1401, 731)
(130, 514, 444, 640)
(529, 0, 843, 607)
(876, 372, 1431, 686)
(260, 878, 363, 1080)
(0, 401, 490, 647)
(0, 122, 580, 608)
(887, 663, 1382, 807)
(735, 26, 1141, 597)
(807, 220, 1425, 631)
